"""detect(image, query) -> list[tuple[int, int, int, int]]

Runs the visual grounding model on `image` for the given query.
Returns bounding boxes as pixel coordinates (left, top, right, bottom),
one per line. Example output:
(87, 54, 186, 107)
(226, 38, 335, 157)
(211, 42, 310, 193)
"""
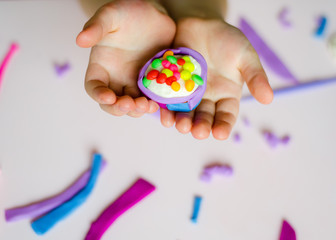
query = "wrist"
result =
(159, 0, 227, 21)
(79, 0, 169, 17)
(144, 0, 169, 15)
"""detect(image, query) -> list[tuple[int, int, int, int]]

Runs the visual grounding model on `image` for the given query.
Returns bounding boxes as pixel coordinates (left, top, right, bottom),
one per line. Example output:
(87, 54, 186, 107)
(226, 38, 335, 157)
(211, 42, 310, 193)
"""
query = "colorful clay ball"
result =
(151, 59, 162, 69)
(163, 50, 174, 59)
(171, 82, 180, 91)
(142, 77, 151, 88)
(162, 68, 173, 78)
(162, 60, 171, 68)
(147, 70, 159, 80)
(185, 80, 195, 92)
(156, 73, 167, 84)
(166, 76, 177, 86)
(177, 58, 185, 66)
(192, 74, 204, 85)
(183, 62, 195, 72)
(167, 55, 177, 64)
(180, 70, 191, 80)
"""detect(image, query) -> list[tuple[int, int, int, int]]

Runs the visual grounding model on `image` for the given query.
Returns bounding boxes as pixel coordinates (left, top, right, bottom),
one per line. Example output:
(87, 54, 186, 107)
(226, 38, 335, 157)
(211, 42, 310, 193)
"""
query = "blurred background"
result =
(0, 0, 335, 239)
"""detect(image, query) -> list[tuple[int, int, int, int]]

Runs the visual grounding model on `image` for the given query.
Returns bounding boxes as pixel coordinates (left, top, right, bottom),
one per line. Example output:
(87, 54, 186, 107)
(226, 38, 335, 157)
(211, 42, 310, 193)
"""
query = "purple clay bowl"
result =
(137, 47, 207, 112)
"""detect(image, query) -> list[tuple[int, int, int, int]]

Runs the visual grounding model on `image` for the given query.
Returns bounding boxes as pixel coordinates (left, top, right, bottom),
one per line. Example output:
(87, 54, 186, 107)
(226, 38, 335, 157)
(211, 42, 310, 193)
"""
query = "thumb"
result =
(76, 4, 119, 48)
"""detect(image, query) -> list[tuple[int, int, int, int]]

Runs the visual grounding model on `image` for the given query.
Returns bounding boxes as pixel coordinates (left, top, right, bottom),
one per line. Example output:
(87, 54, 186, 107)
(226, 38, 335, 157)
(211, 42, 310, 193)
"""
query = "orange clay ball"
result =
(163, 50, 174, 59)
(185, 80, 195, 92)
(171, 81, 180, 91)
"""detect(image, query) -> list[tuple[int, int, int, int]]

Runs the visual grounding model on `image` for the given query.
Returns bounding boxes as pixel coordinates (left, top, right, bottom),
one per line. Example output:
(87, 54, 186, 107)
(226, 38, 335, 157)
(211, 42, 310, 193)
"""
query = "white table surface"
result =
(0, 1, 336, 239)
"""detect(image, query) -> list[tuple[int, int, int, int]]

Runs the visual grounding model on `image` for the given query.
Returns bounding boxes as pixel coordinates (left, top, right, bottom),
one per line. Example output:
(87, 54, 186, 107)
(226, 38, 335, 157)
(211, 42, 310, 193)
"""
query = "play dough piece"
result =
(5, 160, 106, 222)
(233, 132, 241, 143)
(279, 220, 296, 240)
(263, 130, 291, 149)
(242, 77, 336, 101)
(0, 43, 19, 91)
(54, 62, 71, 77)
(190, 196, 202, 223)
(239, 18, 299, 84)
(84, 178, 155, 240)
(200, 164, 233, 182)
(138, 47, 207, 112)
(278, 7, 292, 28)
(31, 154, 103, 235)
(315, 16, 327, 37)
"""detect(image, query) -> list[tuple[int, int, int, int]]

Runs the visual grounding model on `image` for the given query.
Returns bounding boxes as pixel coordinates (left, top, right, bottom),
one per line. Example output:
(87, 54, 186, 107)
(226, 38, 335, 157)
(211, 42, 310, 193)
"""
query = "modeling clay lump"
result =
(138, 47, 207, 112)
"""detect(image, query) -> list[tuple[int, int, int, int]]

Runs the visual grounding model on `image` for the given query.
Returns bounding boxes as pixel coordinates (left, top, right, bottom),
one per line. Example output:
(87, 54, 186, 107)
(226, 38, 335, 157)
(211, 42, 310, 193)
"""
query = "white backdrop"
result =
(0, 1, 336, 239)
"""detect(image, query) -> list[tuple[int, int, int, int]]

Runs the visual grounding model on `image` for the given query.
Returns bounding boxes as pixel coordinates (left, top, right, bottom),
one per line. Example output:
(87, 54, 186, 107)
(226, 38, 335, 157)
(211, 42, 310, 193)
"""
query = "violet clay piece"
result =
(137, 47, 207, 112)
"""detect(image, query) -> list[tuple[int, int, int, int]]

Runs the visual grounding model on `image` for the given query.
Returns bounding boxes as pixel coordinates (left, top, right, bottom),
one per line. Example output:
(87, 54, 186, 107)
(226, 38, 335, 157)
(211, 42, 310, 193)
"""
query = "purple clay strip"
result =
(241, 76, 336, 101)
(31, 154, 103, 235)
(279, 220, 296, 240)
(239, 18, 299, 84)
(84, 178, 155, 240)
(278, 7, 292, 28)
(0, 43, 19, 91)
(5, 160, 106, 222)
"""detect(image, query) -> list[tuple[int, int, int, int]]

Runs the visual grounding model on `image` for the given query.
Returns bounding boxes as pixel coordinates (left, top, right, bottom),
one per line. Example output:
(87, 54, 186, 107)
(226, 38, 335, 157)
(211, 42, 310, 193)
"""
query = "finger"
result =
(239, 44, 274, 104)
(99, 95, 136, 116)
(148, 100, 159, 114)
(191, 100, 216, 140)
(127, 97, 149, 118)
(212, 98, 239, 140)
(123, 85, 141, 98)
(76, 4, 119, 48)
(175, 111, 194, 134)
(85, 63, 117, 105)
(160, 108, 175, 128)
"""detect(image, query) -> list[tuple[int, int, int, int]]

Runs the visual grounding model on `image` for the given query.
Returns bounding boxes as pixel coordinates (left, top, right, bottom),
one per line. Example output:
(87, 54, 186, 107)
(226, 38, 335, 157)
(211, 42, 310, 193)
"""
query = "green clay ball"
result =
(151, 59, 162, 69)
(167, 55, 177, 64)
(143, 77, 152, 88)
(192, 74, 204, 85)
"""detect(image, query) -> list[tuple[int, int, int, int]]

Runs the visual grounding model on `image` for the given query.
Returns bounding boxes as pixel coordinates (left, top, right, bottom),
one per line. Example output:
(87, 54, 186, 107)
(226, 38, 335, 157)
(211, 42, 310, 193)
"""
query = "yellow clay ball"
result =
(161, 69, 173, 77)
(183, 62, 195, 72)
(180, 70, 191, 80)
(171, 82, 181, 91)
(182, 56, 191, 62)
(185, 80, 195, 92)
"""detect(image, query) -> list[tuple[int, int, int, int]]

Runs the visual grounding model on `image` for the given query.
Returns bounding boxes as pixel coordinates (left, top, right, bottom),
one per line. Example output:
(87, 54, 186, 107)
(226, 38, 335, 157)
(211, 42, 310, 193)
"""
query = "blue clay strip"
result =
(5, 160, 106, 222)
(315, 16, 327, 37)
(31, 154, 102, 235)
(167, 103, 191, 112)
(190, 196, 202, 223)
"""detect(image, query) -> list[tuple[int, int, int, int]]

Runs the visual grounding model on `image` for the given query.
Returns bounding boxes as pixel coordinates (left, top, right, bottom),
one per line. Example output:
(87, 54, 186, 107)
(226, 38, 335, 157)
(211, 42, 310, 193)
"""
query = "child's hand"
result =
(76, 0, 176, 117)
(160, 18, 273, 140)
